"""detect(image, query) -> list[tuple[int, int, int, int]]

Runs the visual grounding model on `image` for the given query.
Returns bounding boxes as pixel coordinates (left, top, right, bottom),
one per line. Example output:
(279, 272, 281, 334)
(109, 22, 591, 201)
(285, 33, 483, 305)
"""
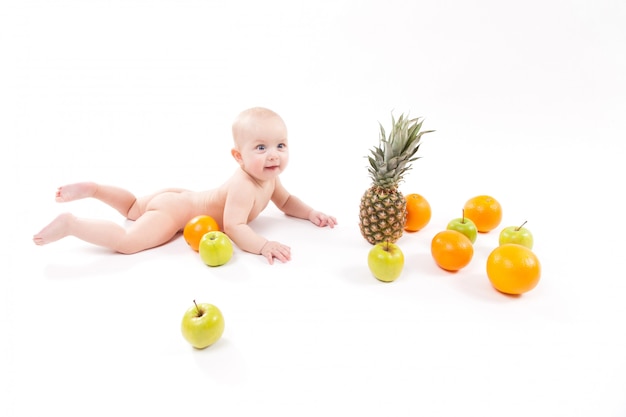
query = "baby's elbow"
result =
(223, 222, 243, 238)
(223, 224, 236, 236)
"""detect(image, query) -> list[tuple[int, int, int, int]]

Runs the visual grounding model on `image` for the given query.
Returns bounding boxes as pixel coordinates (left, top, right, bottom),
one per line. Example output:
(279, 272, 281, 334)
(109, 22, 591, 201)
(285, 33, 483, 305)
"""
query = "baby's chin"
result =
(255, 166, 283, 179)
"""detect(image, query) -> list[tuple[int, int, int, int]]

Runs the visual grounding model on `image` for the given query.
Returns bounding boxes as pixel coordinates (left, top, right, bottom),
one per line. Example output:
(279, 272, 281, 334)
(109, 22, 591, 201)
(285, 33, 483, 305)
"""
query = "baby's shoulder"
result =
(227, 170, 256, 188)
(230, 169, 275, 189)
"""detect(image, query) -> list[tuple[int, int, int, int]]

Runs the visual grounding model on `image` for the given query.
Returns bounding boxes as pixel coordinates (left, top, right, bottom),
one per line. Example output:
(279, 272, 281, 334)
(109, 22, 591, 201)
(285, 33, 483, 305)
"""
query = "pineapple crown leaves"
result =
(367, 112, 434, 187)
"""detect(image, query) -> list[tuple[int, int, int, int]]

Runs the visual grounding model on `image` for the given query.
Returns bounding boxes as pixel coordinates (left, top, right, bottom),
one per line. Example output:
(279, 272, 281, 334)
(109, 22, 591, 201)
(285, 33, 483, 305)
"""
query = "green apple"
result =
(367, 241, 404, 282)
(181, 300, 225, 349)
(447, 211, 477, 243)
(199, 231, 233, 266)
(499, 221, 533, 249)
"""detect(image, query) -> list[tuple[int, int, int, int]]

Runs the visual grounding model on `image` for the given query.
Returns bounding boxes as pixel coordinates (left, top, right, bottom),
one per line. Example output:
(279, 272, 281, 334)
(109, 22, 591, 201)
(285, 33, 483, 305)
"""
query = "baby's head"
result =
(231, 107, 290, 180)
(231, 107, 287, 149)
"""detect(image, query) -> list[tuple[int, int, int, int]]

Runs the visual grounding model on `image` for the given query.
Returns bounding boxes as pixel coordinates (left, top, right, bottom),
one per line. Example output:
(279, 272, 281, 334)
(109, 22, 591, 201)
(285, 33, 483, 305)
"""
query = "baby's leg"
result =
(55, 182, 98, 202)
(56, 182, 138, 218)
(117, 210, 182, 253)
(33, 213, 128, 250)
(33, 210, 180, 254)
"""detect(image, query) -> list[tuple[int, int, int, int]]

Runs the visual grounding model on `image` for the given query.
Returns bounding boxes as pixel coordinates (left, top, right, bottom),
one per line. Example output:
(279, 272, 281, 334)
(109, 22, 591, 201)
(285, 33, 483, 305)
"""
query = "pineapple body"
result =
(358, 113, 433, 245)
(359, 186, 406, 245)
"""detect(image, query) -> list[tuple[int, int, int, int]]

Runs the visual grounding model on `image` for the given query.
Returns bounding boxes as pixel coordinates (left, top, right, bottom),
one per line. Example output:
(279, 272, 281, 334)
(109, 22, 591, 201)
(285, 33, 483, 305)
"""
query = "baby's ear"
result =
(231, 148, 243, 164)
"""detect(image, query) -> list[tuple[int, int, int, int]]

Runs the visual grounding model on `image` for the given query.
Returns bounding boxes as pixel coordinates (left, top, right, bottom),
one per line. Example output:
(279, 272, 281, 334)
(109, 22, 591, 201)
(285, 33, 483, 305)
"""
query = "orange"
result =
(183, 215, 220, 251)
(404, 193, 432, 232)
(463, 195, 502, 233)
(486, 243, 541, 295)
(430, 229, 474, 272)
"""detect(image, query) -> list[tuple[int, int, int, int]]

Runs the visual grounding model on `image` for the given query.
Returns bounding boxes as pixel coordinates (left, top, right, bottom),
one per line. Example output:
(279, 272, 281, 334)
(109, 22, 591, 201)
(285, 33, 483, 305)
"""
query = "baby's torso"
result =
(189, 177, 274, 227)
(187, 189, 227, 228)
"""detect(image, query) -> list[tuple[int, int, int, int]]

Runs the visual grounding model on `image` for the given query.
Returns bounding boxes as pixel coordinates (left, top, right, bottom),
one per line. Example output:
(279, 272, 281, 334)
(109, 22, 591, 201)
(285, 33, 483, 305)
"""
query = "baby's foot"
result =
(55, 182, 97, 202)
(33, 213, 75, 245)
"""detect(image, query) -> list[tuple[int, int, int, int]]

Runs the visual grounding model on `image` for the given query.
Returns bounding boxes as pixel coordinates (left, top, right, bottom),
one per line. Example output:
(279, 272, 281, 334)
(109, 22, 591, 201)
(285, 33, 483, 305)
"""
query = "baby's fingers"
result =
(325, 216, 338, 228)
(262, 242, 291, 264)
(273, 246, 291, 263)
(318, 214, 337, 228)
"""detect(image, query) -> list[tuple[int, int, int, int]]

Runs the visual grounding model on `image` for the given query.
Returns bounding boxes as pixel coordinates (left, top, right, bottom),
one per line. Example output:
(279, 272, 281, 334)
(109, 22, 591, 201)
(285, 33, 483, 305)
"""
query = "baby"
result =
(33, 107, 337, 264)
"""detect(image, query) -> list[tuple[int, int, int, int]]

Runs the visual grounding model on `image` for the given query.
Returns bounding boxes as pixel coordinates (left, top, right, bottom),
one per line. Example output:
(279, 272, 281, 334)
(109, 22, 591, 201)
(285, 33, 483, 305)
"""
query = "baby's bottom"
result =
(106, 191, 194, 252)
(129, 188, 191, 220)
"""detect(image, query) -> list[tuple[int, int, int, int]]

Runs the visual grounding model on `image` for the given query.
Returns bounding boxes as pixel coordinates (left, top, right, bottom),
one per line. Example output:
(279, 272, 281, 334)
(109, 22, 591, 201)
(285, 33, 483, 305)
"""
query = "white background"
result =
(2, 0, 625, 415)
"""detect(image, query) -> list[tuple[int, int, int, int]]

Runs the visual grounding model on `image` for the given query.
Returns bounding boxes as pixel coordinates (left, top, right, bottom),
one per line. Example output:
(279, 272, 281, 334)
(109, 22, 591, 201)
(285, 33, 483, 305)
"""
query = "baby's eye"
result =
(256, 145, 266, 151)
(277, 143, 287, 149)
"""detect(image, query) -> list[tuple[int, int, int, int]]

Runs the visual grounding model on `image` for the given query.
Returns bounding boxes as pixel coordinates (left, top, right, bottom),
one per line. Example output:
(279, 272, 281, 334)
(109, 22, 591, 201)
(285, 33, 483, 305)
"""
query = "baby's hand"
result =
(309, 210, 337, 228)
(260, 241, 291, 265)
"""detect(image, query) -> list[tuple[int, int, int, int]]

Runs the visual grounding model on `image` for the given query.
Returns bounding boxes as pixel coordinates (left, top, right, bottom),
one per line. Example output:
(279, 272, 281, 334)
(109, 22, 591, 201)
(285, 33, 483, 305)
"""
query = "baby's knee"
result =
(115, 239, 146, 255)
(115, 225, 177, 254)
(116, 245, 142, 255)
(126, 206, 140, 221)
(126, 199, 145, 220)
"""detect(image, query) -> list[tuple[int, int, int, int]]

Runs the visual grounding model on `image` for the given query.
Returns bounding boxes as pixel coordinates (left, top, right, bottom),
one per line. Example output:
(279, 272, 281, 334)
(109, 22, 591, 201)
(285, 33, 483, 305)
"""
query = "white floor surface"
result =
(2, 1, 626, 416)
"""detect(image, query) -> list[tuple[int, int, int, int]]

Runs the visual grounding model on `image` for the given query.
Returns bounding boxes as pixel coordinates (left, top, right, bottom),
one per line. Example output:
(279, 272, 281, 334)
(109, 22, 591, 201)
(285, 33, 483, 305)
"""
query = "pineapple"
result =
(359, 113, 433, 245)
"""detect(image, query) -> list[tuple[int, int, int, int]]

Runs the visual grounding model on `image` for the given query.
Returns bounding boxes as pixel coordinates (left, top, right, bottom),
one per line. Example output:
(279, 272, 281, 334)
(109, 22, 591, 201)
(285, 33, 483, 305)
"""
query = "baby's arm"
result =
(272, 178, 337, 228)
(222, 183, 290, 264)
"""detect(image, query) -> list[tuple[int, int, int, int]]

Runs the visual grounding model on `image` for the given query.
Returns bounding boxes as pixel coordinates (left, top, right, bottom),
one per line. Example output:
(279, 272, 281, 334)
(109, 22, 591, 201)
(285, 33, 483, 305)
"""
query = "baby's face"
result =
(234, 115, 289, 182)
